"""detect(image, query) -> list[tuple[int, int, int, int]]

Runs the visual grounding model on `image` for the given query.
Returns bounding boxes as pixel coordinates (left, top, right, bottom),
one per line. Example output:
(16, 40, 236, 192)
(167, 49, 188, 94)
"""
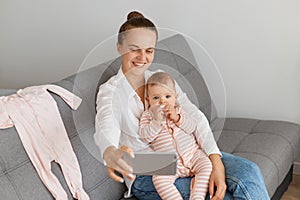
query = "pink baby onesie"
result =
(0, 84, 89, 200)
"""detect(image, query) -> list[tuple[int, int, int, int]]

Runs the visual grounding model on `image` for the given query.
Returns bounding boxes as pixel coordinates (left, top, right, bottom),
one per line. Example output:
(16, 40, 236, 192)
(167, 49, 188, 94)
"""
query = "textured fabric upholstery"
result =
(217, 118, 300, 196)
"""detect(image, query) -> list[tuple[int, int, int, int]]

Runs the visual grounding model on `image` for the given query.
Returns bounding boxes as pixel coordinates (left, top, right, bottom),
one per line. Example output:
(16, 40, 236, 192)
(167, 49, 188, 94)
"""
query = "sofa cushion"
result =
(217, 118, 300, 196)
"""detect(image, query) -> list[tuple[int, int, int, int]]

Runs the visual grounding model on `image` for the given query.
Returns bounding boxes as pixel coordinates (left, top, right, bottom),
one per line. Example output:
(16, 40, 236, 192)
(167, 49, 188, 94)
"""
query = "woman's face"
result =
(118, 28, 157, 77)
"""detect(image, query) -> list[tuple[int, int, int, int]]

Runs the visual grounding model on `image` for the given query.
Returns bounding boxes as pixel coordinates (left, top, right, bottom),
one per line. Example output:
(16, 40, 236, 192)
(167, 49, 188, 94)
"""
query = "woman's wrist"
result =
(209, 154, 223, 166)
(103, 146, 117, 161)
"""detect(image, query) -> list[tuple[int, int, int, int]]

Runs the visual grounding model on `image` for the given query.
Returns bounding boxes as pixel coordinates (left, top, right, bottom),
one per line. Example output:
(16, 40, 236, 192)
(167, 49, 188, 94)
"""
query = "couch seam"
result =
(223, 124, 300, 134)
(222, 127, 299, 163)
(0, 156, 5, 175)
(222, 119, 260, 134)
(165, 48, 195, 77)
(229, 120, 281, 186)
(230, 120, 260, 152)
(5, 172, 23, 200)
(0, 160, 29, 177)
(232, 128, 295, 186)
(85, 176, 111, 193)
(249, 131, 296, 162)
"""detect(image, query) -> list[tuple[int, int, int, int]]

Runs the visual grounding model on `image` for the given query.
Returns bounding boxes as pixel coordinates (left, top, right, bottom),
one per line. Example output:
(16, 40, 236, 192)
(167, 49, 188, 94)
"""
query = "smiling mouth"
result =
(133, 61, 146, 67)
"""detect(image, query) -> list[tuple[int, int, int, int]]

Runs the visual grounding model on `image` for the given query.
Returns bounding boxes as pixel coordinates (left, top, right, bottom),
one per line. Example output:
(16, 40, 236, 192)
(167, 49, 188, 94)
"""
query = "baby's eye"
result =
(153, 96, 159, 100)
(166, 95, 172, 99)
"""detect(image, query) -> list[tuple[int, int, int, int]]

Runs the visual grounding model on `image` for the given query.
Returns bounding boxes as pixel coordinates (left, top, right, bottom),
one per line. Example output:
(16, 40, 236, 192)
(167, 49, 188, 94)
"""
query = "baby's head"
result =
(146, 72, 177, 107)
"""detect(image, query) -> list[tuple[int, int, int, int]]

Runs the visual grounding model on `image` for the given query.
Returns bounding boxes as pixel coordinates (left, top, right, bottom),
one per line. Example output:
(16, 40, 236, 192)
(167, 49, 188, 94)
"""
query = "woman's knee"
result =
(222, 152, 262, 180)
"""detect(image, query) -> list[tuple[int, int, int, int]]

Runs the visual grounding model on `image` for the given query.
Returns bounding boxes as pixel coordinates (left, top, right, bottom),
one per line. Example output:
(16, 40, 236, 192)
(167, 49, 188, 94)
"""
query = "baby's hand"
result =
(149, 105, 164, 122)
(164, 105, 180, 123)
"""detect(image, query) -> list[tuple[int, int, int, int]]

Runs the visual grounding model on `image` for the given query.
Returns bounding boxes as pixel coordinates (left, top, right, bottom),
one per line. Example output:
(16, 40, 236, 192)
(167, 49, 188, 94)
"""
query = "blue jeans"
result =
(131, 152, 270, 200)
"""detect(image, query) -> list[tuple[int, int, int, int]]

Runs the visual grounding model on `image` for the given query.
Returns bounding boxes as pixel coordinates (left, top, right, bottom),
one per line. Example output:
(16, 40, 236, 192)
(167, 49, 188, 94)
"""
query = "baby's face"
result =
(147, 84, 176, 107)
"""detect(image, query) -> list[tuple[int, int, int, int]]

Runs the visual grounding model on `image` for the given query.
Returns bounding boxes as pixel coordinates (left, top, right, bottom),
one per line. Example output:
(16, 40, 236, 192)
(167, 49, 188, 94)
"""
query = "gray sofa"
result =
(0, 34, 299, 200)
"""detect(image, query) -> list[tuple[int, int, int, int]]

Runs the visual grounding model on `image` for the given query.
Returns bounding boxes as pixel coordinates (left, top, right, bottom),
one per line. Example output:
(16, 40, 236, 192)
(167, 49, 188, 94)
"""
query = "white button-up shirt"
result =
(94, 68, 221, 158)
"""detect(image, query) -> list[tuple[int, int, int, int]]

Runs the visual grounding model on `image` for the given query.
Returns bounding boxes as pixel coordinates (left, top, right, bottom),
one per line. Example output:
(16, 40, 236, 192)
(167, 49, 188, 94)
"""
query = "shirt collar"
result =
(115, 67, 156, 101)
(115, 67, 138, 100)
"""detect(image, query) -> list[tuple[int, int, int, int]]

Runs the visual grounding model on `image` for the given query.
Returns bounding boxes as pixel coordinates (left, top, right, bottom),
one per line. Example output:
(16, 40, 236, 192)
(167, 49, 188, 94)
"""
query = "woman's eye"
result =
(153, 96, 159, 100)
(146, 49, 154, 54)
(166, 95, 172, 99)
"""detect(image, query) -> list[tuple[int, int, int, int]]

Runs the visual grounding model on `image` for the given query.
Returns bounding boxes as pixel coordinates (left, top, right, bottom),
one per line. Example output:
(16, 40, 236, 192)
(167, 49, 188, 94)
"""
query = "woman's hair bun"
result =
(127, 11, 144, 20)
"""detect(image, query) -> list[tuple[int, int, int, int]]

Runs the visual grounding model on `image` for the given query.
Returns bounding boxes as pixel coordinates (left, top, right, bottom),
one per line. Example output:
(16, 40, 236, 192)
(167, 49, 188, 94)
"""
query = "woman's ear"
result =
(117, 43, 121, 54)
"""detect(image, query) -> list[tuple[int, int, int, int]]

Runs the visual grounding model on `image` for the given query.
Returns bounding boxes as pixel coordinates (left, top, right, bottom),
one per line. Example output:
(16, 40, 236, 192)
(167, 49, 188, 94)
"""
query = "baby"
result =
(139, 72, 212, 200)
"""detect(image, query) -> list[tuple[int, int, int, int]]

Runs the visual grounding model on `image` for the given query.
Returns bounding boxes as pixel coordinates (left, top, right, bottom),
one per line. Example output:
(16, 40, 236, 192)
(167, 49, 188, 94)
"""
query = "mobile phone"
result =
(123, 152, 177, 175)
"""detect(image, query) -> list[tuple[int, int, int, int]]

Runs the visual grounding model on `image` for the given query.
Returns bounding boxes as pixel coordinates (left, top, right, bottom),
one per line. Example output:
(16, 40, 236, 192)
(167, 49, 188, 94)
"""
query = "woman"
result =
(94, 11, 269, 200)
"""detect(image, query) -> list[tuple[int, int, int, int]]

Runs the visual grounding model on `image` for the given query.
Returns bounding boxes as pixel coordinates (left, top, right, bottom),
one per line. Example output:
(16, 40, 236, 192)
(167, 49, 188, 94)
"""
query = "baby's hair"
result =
(147, 72, 176, 93)
(118, 11, 158, 44)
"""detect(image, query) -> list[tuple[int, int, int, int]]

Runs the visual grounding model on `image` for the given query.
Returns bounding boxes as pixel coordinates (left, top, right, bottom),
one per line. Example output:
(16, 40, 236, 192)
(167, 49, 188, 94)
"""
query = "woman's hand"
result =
(209, 154, 227, 200)
(103, 145, 135, 183)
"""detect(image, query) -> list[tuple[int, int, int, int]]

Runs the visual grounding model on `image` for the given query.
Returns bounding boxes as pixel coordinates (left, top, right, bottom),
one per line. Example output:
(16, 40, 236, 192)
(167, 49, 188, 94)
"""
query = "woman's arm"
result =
(94, 83, 121, 158)
(94, 83, 134, 182)
(209, 154, 227, 200)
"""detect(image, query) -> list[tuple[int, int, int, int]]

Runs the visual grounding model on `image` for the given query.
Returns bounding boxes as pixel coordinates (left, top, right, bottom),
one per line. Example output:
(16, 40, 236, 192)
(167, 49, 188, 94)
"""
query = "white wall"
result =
(1, 0, 300, 124)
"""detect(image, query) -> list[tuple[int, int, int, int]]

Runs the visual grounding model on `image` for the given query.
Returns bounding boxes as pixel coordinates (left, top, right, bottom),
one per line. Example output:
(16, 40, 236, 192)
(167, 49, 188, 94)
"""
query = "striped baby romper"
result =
(139, 108, 212, 200)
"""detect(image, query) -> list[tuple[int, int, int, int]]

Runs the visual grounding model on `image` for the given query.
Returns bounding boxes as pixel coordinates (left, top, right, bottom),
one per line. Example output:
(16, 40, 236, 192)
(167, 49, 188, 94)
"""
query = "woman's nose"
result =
(137, 49, 146, 60)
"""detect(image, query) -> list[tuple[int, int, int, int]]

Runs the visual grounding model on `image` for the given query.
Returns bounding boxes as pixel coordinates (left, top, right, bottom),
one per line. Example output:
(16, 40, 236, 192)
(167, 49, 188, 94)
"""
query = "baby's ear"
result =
(145, 97, 150, 110)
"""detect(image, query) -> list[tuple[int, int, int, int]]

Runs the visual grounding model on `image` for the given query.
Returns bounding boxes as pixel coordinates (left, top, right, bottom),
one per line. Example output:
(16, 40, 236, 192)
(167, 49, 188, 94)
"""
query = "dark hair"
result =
(118, 11, 158, 44)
